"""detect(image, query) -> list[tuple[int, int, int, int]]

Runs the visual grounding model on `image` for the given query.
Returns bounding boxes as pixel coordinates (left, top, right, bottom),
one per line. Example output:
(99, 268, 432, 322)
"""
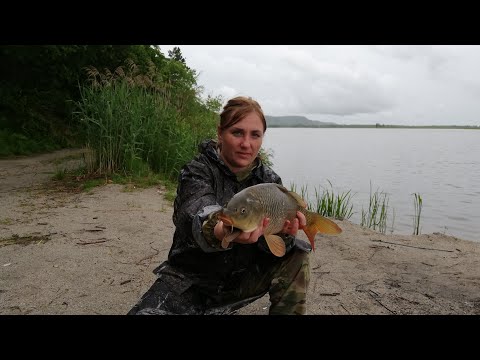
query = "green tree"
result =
(168, 46, 186, 64)
(0, 45, 169, 150)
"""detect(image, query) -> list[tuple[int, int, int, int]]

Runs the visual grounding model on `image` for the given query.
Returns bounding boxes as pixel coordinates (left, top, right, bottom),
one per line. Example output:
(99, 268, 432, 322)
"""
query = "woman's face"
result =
(218, 112, 264, 174)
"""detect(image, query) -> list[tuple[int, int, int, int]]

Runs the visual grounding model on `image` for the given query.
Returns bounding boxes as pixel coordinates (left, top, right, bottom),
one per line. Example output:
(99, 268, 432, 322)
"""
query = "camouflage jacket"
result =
(163, 139, 299, 286)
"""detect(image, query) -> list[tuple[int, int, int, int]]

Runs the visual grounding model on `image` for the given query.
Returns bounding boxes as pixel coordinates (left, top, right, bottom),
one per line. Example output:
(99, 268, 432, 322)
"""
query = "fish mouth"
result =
(218, 213, 233, 226)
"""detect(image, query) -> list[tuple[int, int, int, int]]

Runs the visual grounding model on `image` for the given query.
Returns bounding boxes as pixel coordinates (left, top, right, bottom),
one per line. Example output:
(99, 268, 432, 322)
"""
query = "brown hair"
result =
(218, 96, 267, 133)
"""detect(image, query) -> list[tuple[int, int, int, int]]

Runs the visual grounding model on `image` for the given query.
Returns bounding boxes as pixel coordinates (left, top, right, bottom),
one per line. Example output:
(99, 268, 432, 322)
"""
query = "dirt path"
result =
(1, 149, 479, 315)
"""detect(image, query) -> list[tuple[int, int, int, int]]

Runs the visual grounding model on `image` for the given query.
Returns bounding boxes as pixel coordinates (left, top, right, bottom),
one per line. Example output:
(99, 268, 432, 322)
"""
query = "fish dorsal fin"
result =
(264, 234, 286, 257)
(288, 191, 307, 208)
(273, 184, 307, 208)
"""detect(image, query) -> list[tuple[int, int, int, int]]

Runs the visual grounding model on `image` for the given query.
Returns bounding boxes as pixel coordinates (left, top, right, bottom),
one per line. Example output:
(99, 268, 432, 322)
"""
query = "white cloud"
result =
(159, 45, 480, 126)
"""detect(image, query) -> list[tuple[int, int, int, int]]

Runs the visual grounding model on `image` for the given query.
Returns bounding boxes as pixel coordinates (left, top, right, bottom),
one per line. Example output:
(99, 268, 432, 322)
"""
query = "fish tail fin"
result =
(302, 211, 342, 251)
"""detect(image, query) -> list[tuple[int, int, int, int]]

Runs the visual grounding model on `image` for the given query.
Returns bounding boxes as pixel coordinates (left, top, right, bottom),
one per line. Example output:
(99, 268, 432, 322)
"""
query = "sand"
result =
(1, 149, 479, 315)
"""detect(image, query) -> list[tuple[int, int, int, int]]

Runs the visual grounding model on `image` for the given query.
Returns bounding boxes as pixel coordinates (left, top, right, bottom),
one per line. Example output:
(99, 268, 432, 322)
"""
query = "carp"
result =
(218, 183, 342, 257)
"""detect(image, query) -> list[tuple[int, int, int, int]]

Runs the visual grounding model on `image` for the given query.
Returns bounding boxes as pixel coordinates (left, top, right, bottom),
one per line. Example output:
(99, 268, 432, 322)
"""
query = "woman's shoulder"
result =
(255, 162, 282, 184)
(180, 150, 221, 181)
(181, 154, 212, 176)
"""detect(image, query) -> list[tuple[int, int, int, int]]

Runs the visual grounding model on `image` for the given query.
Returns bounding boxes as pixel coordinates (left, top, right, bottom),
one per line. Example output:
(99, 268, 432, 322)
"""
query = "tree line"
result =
(0, 45, 221, 160)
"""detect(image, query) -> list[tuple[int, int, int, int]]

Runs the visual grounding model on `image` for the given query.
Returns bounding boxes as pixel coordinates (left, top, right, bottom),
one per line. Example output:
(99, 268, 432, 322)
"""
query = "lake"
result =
(262, 128, 480, 243)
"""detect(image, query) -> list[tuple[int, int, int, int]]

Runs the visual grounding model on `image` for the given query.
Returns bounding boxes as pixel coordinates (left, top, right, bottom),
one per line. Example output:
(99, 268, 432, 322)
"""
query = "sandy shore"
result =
(1, 149, 479, 315)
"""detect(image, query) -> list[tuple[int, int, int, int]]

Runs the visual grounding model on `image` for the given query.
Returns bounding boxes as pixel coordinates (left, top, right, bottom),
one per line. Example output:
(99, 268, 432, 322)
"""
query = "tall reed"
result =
(290, 180, 425, 236)
(290, 181, 354, 220)
(412, 192, 423, 235)
(73, 60, 219, 180)
(360, 182, 391, 234)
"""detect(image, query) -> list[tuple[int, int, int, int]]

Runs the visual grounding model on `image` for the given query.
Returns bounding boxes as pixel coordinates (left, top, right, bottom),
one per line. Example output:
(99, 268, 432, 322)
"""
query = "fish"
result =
(217, 183, 342, 257)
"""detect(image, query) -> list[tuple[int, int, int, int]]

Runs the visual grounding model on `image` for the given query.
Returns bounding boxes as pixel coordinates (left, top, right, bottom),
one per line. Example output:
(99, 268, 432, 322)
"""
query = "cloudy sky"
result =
(159, 45, 480, 126)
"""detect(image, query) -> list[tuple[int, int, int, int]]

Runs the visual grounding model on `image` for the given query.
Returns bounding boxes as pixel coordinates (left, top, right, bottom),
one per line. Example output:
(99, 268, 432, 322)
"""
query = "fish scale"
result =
(258, 186, 297, 234)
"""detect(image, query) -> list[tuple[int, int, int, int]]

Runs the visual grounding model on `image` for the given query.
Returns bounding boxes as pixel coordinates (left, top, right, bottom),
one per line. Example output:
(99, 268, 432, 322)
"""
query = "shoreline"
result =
(1, 149, 479, 315)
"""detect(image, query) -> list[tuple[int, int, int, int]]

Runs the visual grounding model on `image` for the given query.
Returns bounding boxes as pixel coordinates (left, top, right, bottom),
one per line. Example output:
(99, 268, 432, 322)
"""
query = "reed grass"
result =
(73, 59, 219, 181)
(360, 182, 391, 234)
(290, 181, 354, 220)
(412, 192, 423, 235)
(53, 167, 67, 181)
(389, 208, 396, 234)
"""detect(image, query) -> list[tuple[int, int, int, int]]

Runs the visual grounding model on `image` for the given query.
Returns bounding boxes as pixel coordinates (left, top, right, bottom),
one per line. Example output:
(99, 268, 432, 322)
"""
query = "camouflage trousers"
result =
(266, 245, 311, 315)
(218, 244, 311, 315)
(127, 243, 310, 315)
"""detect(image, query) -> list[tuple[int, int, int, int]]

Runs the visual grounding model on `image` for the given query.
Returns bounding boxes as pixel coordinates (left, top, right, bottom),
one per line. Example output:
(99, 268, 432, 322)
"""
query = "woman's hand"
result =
(281, 211, 306, 236)
(214, 217, 270, 245)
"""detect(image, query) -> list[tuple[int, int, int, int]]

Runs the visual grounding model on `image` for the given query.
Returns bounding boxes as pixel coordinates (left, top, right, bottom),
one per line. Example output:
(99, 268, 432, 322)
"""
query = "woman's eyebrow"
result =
(230, 127, 262, 134)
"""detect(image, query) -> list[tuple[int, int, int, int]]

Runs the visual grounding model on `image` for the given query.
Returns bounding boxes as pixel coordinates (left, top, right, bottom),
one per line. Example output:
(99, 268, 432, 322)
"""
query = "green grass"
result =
(290, 181, 354, 221)
(82, 178, 105, 192)
(53, 167, 67, 181)
(312, 181, 354, 220)
(0, 129, 61, 157)
(49, 163, 178, 203)
(0, 218, 14, 225)
(360, 182, 391, 234)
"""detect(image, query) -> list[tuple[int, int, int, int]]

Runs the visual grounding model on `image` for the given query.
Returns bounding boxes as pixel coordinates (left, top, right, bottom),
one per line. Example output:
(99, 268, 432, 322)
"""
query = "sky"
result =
(158, 45, 480, 126)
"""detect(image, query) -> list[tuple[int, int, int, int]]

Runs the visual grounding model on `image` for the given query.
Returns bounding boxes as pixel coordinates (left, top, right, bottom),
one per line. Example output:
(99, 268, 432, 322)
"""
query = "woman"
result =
(128, 96, 311, 315)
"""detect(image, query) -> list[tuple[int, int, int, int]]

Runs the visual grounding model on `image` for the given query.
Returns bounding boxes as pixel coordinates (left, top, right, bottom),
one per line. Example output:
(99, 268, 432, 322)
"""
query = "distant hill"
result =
(265, 115, 336, 127)
(265, 116, 480, 129)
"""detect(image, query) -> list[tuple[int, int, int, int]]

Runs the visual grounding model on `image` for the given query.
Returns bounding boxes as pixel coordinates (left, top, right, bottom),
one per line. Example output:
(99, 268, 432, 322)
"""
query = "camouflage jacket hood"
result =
(164, 139, 296, 285)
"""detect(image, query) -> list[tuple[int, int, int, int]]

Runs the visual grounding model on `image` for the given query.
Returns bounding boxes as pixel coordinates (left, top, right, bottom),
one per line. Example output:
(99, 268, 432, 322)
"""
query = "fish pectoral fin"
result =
(221, 229, 242, 249)
(264, 234, 286, 257)
(303, 212, 343, 251)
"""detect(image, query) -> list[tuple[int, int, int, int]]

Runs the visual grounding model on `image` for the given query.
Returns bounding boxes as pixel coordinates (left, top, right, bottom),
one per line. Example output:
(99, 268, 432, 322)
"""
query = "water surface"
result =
(262, 128, 480, 242)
